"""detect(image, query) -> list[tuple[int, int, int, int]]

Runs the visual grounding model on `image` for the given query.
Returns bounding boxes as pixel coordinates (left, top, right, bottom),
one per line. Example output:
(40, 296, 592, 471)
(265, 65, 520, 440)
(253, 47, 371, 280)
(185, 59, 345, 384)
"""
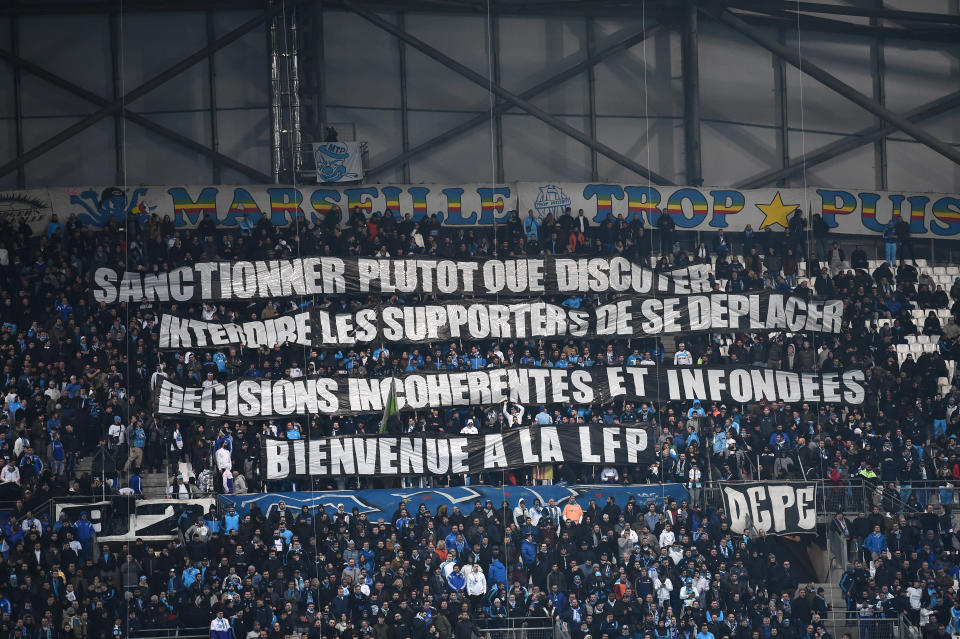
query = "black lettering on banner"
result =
(93, 257, 713, 304)
(153, 366, 866, 420)
(260, 424, 656, 480)
(720, 482, 817, 535)
(157, 292, 844, 349)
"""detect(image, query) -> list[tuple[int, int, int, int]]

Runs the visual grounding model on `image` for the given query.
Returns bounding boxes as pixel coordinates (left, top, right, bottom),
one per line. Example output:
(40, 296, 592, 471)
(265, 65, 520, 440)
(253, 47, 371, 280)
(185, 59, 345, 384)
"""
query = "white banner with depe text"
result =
(720, 482, 818, 535)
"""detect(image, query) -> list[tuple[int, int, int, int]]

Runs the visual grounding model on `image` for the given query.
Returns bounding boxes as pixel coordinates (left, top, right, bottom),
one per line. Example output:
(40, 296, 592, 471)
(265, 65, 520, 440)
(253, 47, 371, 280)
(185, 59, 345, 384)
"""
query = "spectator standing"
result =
(883, 221, 897, 265)
(674, 342, 693, 366)
(124, 419, 145, 474)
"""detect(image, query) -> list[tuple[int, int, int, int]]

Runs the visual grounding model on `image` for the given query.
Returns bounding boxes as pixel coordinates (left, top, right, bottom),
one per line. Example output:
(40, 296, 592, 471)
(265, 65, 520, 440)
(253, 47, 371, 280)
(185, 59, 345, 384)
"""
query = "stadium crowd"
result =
(1, 203, 960, 638)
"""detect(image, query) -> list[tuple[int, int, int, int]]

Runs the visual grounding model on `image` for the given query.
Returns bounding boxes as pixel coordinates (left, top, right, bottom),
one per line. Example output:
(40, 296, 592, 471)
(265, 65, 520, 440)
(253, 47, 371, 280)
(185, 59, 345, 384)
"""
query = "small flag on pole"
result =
(380, 378, 398, 434)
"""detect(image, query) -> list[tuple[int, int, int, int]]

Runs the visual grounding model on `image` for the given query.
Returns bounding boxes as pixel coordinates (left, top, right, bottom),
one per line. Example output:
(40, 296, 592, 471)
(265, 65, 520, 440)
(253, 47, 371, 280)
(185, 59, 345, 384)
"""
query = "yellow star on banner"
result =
(756, 192, 799, 230)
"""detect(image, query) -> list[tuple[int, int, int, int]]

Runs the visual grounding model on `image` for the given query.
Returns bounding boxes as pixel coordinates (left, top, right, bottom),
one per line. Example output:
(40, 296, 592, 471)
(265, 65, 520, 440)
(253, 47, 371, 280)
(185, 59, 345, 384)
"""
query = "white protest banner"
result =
(93, 257, 712, 304)
(158, 292, 843, 350)
(261, 424, 657, 480)
(153, 366, 865, 420)
(720, 482, 818, 535)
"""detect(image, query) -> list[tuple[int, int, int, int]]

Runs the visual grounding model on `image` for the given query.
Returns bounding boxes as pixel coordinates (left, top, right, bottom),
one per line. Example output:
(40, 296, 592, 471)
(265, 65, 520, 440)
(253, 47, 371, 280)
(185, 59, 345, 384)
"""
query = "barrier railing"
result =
(477, 616, 556, 639)
(129, 627, 208, 639)
(701, 479, 959, 517)
(811, 615, 903, 639)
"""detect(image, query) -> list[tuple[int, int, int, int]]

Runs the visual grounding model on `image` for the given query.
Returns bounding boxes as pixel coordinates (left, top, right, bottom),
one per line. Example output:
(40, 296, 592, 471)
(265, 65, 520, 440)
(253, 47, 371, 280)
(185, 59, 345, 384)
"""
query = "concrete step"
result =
(814, 581, 849, 622)
(75, 455, 93, 475)
(815, 582, 846, 607)
(662, 335, 677, 358)
(141, 472, 169, 499)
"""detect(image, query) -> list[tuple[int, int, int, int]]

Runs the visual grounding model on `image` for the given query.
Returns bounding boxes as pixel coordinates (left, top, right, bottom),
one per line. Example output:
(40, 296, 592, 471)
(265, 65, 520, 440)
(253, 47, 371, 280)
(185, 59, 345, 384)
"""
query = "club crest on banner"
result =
(0, 192, 52, 229)
(313, 142, 363, 183)
(533, 184, 572, 219)
(67, 186, 155, 227)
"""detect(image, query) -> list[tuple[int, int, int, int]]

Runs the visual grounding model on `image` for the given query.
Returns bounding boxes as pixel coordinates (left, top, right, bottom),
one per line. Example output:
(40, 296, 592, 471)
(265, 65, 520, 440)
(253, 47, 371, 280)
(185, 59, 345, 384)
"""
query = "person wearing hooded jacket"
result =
(679, 578, 698, 609)
(447, 564, 466, 592)
(512, 499, 530, 526)
(466, 564, 487, 610)
(686, 401, 706, 420)
(74, 511, 96, 559)
(487, 554, 507, 589)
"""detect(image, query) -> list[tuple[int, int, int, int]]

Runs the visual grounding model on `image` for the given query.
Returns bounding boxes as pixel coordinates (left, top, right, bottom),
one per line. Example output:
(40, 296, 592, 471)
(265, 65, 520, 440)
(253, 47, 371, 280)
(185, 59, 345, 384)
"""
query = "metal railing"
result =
(477, 617, 557, 639)
(700, 479, 960, 517)
(810, 615, 904, 639)
(129, 627, 208, 639)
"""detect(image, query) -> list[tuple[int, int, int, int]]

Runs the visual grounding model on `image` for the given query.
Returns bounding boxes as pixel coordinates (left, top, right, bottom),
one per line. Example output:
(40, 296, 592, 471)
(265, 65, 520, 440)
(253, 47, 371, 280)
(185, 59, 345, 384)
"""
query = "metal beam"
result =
(489, 11, 504, 184)
(585, 17, 598, 182)
(344, 0, 674, 185)
(10, 17, 24, 188)
(398, 11, 411, 182)
(9, 0, 960, 22)
(110, 12, 126, 185)
(869, 0, 886, 190)
(207, 11, 222, 184)
(0, 0, 274, 14)
(723, 0, 960, 25)
(0, 6, 283, 181)
(705, 6, 960, 169)
(367, 22, 670, 182)
(720, 10, 960, 44)
(772, 27, 789, 187)
(681, 0, 702, 186)
(735, 90, 960, 189)
(0, 48, 273, 183)
(314, 1, 327, 137)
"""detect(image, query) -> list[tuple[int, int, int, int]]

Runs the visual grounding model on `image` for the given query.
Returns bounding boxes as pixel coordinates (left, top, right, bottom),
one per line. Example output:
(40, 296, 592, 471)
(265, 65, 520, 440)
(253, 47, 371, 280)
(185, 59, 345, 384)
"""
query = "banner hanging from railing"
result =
(92, 258, 711, 304)
(517, 183, 960, 237)
(158, 292, 844, 350)
(720, 482, 818, 535)
(153, 366, 866, 420)
(4, 182, 958, 236)
(260, 424, 656, 480)
(217, 484, 691, 519)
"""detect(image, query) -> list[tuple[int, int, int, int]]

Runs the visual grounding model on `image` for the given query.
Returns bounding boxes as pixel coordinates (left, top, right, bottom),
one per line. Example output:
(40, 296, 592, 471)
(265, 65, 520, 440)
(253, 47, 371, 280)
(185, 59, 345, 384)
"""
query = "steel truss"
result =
(1, 0, 958, 187)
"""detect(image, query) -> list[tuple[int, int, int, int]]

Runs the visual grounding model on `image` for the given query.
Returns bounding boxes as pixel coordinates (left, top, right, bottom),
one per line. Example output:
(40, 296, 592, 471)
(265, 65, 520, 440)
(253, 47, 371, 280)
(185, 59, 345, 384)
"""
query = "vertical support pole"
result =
(870, 1, 888, 190)
(110, 12, 126, 186)
(268, 17, 282, 183)
(586, 17, 599, 182)
(773, 27, 790, 187)
(289, 8, 304, 176)
(398, 11, 411, 183)
(11, 17, 25, 189)
(681, 0, 702, 186)
(315, 0, 328, 137)
(207, 11, 221, 184)
(490, 10, 504, 184)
